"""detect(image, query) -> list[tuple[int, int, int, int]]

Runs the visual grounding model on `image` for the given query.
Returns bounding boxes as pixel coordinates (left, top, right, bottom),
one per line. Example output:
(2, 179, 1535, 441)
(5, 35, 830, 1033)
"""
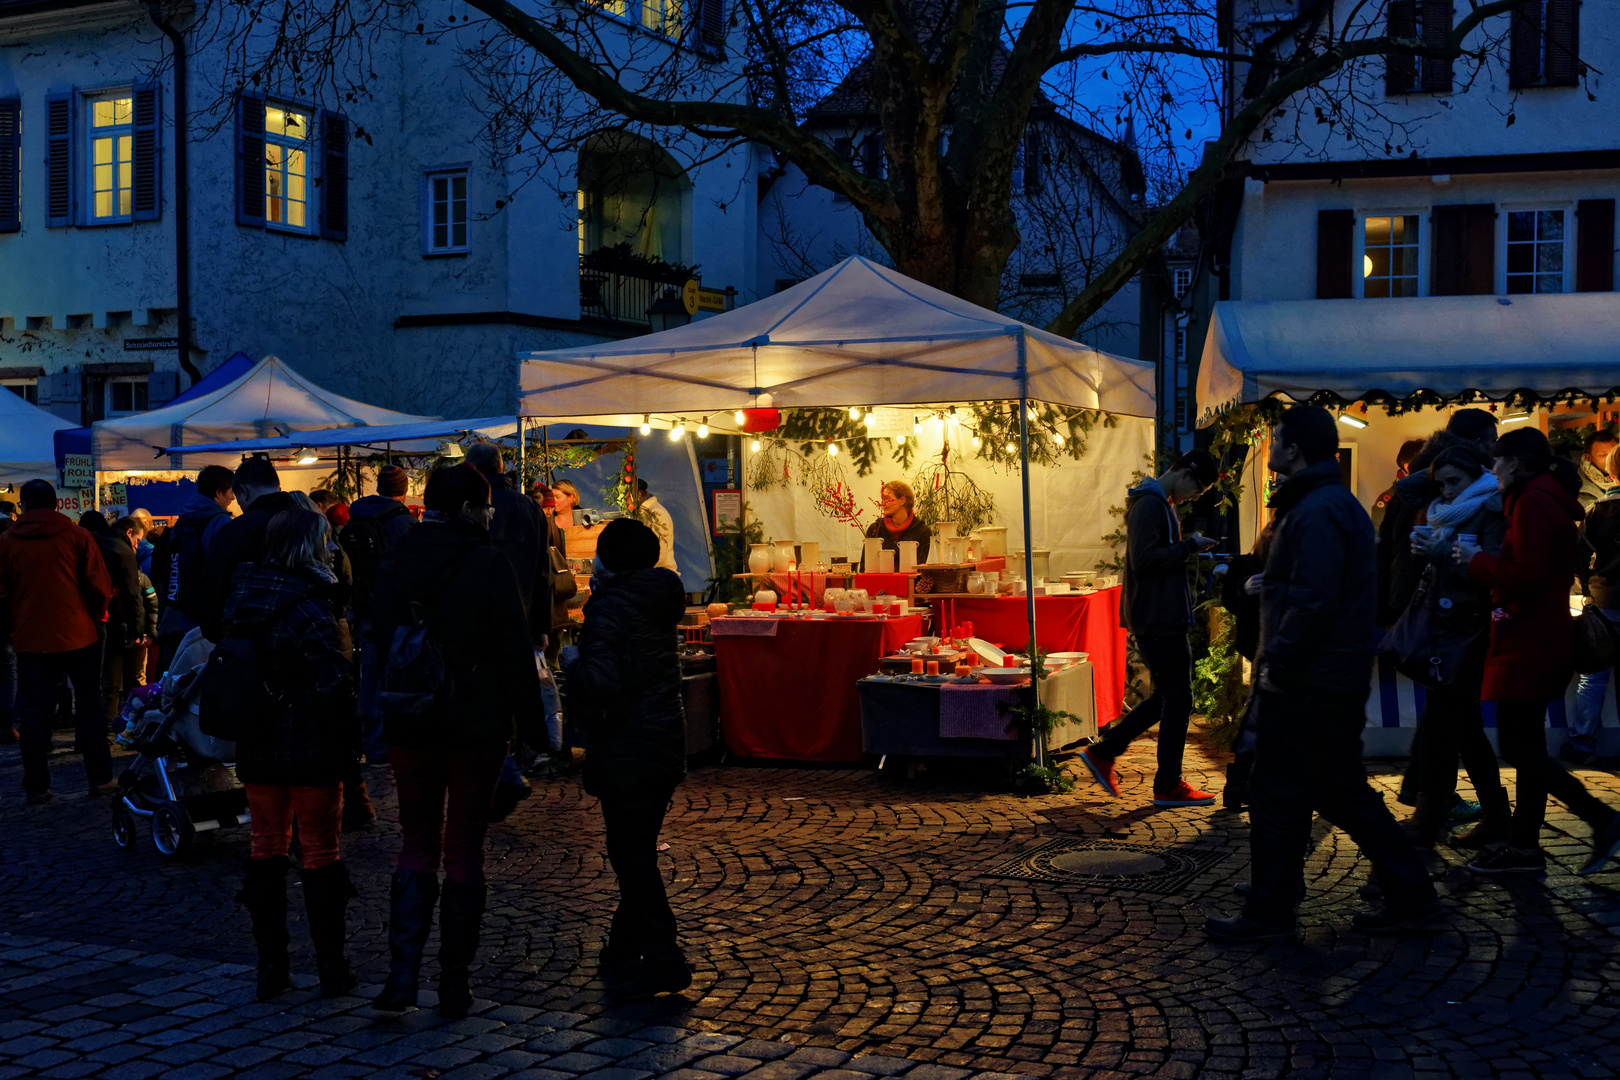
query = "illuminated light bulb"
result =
(1051, 431, 1064, 446)
(296, 449, 318, 465)
(827, 441, 839, 456)
(933, 415, 946, 432)
(849, 406, 862, 420)
(1363, 254, 1374, 277)
(734, 410, 745, 424)
(640, 414, 652, 436)
(669, 421, 685, 441)
(697, 417, 710, 438)
(751, 438, 761, 451)
(895, 434, 905, 446)
(1337, 414, 1367, 429)
(863, 413, 873, 428)
(971, 435, 981, 449)
(1005, 441, 1017, 453)
(912, 418, 923, 435)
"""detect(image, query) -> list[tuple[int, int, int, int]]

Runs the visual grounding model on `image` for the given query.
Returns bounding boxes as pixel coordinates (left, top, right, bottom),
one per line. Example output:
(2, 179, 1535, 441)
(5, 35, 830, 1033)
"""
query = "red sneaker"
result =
(1153, 780, 1217, 807)
(1079, 748, 1121, 797)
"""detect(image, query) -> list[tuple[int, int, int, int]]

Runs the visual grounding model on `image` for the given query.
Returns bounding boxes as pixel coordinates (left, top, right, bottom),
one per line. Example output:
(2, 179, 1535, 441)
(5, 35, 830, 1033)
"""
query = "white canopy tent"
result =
(1196, 293, 1620, 423)
(0, 390, 75, 486)
(518, 256, 1155, 421)
(93, 356, 433, 471)
(166, 417, 518, 457)
(520, 256, 1158, 657)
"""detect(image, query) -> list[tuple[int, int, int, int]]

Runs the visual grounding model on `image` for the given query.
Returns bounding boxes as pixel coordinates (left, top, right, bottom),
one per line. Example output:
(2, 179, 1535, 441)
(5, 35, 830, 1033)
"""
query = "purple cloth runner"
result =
(709, 617, 780, 637)
(939, 683, 1021, 740)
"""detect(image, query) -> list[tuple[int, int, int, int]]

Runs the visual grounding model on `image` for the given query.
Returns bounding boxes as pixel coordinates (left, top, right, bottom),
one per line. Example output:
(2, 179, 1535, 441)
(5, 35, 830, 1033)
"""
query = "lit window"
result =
(1506, 209, 1565, 294)
(426, 170, 468, 253)
(89, 94, 134, 222)
(643, 0, 684, 38)
(264, 104, 311, 231)
(1362, 214, 1420, 297)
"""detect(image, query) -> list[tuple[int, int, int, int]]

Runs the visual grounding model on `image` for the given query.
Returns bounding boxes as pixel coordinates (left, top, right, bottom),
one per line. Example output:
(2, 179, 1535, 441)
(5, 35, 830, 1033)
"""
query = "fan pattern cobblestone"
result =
(3, 731, 1619, 1079)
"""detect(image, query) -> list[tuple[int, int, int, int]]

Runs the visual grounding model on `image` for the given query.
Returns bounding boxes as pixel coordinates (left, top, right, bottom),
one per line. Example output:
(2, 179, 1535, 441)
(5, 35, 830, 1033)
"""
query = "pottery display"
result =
(896, 540, 919, 571)
(979, 525, 1008, 557)
(773, 539, 796, 572)
(877, 549, 895, 573)
(798, 541, 820, 568)
(935, 520, 960, 540)
(748, 543, 772, 577)
(863, 536, 884, 572)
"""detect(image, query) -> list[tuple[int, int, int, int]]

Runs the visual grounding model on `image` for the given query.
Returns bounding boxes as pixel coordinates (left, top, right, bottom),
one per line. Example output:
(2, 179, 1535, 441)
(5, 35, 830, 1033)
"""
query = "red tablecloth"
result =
(852, 572, 911, 596)
(715, 614, 923, 761)
(923, 588, 1127, 723)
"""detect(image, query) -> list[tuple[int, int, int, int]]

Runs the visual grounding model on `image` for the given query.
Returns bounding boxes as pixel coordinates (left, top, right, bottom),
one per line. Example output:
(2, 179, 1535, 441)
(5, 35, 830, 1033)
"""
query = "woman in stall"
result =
(860, 480, 930, 570)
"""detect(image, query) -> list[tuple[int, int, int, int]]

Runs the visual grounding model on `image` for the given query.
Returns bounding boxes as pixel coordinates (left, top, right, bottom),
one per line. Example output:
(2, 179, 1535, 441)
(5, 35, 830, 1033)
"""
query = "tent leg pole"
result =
(1017, 335, 1040, 768)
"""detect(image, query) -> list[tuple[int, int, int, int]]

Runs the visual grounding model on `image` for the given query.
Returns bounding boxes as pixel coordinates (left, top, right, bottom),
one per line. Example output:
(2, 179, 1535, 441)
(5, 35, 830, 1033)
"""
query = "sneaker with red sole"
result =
(1152, 780, 1217, 807)
(1078, 748, 1121, 797)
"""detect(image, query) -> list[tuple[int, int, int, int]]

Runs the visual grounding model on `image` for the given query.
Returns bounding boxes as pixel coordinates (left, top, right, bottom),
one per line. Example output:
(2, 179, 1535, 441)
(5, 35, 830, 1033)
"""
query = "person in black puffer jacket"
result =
(369, 465, 545, 1019)
(562, 516, 688, 1002)
(224, 508, 359, 1003)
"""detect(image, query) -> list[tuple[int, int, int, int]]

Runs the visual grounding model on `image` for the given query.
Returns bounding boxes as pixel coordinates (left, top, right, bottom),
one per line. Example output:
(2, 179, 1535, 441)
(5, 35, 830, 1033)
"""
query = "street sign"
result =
(696, 287, 729, 313)
(123, 337, 178, 351)
(63, 454, 93, 489)
(681, 279, 700, 316)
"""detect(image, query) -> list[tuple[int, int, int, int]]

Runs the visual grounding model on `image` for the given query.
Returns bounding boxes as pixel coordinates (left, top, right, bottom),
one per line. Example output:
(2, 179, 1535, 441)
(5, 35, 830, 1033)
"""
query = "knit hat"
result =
(377, 465, 409, 497)
(596, 517, 659, 574)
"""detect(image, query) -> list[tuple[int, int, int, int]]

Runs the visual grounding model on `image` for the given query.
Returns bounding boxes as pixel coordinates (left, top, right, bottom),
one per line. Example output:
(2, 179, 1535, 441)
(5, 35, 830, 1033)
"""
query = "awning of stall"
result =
(518, 255, 1156, 419)
(165, 416, 519, 457)
(1196, 293, 1620, 425)
(93, 355, 433, 471)
(0, 388, 76, 486)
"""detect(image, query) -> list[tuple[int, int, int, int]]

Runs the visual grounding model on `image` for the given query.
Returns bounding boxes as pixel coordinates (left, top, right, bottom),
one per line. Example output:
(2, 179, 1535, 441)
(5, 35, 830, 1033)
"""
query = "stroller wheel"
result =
(151, 803, 195, 859)
(112, 803, 136, 851)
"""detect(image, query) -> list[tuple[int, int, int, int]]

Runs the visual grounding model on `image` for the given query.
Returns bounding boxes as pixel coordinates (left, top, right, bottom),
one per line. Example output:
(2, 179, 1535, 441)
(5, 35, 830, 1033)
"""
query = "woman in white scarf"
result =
(1401, 446, 1511, 849)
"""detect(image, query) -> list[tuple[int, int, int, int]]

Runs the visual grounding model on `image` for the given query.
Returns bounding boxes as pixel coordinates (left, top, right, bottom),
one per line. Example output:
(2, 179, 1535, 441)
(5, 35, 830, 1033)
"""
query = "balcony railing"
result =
(579, 250, 691, 328)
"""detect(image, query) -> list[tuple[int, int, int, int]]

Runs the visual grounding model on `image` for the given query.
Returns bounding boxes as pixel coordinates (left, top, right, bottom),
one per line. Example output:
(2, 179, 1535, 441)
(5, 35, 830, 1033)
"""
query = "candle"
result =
(926, 661, 940, 675)
(963, 621, 973, 639)
(1003, 655, 1017, 668)
(911, 657, 925, 674)
(954, 663, 971, 677)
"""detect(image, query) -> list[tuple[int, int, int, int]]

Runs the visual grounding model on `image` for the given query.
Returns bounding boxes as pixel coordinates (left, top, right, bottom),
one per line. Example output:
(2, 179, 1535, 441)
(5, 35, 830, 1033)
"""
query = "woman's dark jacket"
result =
(1582, 491, 1620, 608)
(370, 518, 544, 749)
(563, 566, 686, 795)
(222, 563, 356, 786)
(861, 514, 931, 569)
(1408, 491, 1506, 666)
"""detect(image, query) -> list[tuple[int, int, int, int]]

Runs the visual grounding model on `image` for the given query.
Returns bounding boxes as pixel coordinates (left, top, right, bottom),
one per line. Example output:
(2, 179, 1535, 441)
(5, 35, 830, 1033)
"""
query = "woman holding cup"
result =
(1452, 428, 1620, 875)
(1398, 446, 1510, 848)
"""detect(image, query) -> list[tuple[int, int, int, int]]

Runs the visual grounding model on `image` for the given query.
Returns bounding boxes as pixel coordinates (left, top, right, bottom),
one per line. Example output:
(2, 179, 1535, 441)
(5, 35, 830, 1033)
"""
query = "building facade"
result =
(0, 0, 755, 423)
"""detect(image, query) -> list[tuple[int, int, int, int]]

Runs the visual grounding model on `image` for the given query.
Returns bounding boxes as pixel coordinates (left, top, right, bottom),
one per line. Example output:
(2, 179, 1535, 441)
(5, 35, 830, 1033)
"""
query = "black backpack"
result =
(195, 601, 302, 742)
(339, 503, 412, 615)
(161, 510, 216, 618)
(378, 588, 456, 739)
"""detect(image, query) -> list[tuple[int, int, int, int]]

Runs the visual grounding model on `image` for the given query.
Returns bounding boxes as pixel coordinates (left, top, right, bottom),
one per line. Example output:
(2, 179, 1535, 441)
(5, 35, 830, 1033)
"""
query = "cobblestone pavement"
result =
(3, 730, 1620, 1080)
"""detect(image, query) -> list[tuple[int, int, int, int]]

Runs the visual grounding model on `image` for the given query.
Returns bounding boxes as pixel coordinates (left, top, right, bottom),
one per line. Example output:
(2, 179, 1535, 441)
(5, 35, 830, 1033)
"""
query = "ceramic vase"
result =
(748, 543, 772, 577)
(896, 540, 919, 571)
(798, 541, 820, 568)
(773, 539, 796, 572)
(863, 536, 884, 572)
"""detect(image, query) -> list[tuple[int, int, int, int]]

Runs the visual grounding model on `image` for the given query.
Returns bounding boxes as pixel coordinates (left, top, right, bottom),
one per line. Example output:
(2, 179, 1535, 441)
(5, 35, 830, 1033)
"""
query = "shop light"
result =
(751, 438, 762, 451)
(697, 417, 710, 439)
(912, 417, 923, 436)
(827, 441, 839, 456)
(1502, 412, 1533, 424)
(849, 406, 862, 420)
(1004, 440, 1017, 453)
(640, 415, 652, 436)
(295, 448, 318, 465)
(669, 421, 685, 441)
(734, 410, 745, 424)
(971, 435, 981, 449)
(1337, 414, 1368, 429)
(1050, 431, 1064, 446)
(863, 413, 874, 428)
(895, 434, 905, 446)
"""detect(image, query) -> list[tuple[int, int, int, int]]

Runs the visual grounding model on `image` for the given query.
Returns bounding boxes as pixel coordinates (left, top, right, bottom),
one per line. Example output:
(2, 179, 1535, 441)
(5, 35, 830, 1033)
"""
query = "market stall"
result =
(519, 256, 1156, 764)
(1196, 291, 1620, 754)
(0, 388, 75, 488)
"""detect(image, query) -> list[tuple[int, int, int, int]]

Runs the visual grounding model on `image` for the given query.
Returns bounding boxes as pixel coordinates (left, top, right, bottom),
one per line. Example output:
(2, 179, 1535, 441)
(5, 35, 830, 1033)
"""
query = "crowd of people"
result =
(0, 449, 692, 1008)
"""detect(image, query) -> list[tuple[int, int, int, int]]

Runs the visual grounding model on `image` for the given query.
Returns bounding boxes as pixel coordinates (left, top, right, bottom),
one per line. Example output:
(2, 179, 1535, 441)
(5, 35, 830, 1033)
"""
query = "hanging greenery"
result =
(910, 445, 997, 533)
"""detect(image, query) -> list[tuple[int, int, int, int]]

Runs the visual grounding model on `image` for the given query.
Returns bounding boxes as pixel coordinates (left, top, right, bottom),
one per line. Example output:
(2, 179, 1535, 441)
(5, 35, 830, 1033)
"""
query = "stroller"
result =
(112, 628, 250, 859)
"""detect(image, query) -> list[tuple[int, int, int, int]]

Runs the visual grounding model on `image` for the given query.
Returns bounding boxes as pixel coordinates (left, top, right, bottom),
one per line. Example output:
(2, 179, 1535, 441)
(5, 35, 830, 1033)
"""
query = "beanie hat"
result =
(596, 517, 660, 574)
(377, 465, 409, 497)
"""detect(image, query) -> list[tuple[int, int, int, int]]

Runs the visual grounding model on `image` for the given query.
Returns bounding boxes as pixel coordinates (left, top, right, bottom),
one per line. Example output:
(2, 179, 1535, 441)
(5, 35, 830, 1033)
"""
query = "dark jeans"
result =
(1091, 632, 1192, 791)
(357, 624, 385, 760)
(600, 780, 682, 965)
(1416, 665, 1507, 810)
(1244, 687, 1434, 926)
(1495, 700, 1618, 849)
(390, 740, 505, 883)
(0, 643, 16, 732)
(102, 632, 127, 723)
(17, 642, 111, 796)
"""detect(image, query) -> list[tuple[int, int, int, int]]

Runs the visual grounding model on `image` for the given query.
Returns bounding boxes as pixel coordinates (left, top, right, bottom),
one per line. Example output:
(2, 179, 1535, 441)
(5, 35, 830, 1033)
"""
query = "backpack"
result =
(162, 511, 212, 617)
(339, 503, 411, 615)
(378, 594, 456, 738)
(195, 601, 302, 742)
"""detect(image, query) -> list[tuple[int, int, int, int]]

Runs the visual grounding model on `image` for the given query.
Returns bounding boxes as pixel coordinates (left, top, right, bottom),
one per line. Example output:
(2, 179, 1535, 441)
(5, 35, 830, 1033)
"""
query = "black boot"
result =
(302, 861, 360, 998)
(1222, 754, 1252, 811)
(437, 877, 486, 1020)
(374, 870, 439, 1011)
(238, 857, 292, 1002)
(1452, 788, 1512, 849)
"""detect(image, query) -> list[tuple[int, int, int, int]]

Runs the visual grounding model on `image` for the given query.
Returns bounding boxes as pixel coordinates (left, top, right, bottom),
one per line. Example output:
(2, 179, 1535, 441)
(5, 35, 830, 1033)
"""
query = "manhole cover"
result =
(983, 837, 1227, 895)
(1049, 850, 1166, 876)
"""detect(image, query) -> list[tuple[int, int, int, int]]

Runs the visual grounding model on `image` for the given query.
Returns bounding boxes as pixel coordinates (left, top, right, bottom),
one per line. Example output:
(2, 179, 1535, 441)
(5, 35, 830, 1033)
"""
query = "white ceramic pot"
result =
(877, 549, 896, 573)
(935, 520, 960, 540)
(979, 525, 1008, 557)
(748, 543, 772, 577)
(773, 539, 796, 572)
(798, 541, 820, 568)
(896, 540, 919, 571)
(863, 536, 884, 572)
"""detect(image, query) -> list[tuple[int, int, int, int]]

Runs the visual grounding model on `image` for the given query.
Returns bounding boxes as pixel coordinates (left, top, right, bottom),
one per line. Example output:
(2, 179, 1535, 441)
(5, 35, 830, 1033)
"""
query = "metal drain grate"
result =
(983, 837, 1229, 895)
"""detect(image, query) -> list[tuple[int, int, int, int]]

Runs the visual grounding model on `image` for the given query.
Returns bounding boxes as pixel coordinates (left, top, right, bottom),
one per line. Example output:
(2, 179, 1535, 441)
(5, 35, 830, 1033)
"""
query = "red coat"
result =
(0, 509, 113, 654)
(1467, 473, 1583, 703)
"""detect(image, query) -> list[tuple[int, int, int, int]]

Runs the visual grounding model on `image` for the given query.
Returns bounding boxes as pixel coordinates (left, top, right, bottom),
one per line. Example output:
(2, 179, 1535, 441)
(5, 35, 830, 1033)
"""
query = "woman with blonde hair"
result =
(861, 480, 931, 569)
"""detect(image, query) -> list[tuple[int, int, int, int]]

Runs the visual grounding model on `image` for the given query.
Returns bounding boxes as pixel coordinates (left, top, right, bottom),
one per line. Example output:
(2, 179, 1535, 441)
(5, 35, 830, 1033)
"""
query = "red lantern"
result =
(738, 409, 781, 433)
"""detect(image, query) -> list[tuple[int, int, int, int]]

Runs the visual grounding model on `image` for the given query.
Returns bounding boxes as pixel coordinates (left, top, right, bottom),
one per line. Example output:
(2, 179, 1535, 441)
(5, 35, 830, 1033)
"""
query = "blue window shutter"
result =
(320, 108, 348, 241)
(132, 80, 161, 221)
(0, 98, 19, 233)
(45, 91, 74, 228)
(236, 91, 265, 227)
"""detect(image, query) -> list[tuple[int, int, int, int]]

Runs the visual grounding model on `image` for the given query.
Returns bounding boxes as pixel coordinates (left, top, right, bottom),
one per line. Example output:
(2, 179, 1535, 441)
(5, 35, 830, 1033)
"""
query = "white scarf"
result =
(1421, 471, 1498, 554)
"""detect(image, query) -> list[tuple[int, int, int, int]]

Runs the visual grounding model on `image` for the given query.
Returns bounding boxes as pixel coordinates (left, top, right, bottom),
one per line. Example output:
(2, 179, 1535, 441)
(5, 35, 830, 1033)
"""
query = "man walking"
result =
(340, 464, 416, 763)
(83, 511, 144, 722)
(465, 443, 550, 638)
(1080, 449, 1220, 806)
(154, 464, 235, 669)
(1206, 406, 1440, 942)
(0, 480, 116, 804)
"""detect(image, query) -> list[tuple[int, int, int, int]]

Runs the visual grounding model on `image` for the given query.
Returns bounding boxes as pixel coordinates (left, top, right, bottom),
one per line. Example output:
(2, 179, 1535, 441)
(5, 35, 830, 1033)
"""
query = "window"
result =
(1510, 0, 1580, 88)
(104, 376, 147, 417)
(88, 93, 133, 222)
(425, 170, 468, 254)
(264, 103, 312, 231)
(1505, 208, 1567, 293)
(1172, 267, 1193, 298)
(1019, 272, 1062, 292)
(2, 379, 37, 404)
(1385, 0, 1455, 95)
(587, 0, 689, 41)
(0, 98, 18, 234)
(1361, 214, 1421, 297)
